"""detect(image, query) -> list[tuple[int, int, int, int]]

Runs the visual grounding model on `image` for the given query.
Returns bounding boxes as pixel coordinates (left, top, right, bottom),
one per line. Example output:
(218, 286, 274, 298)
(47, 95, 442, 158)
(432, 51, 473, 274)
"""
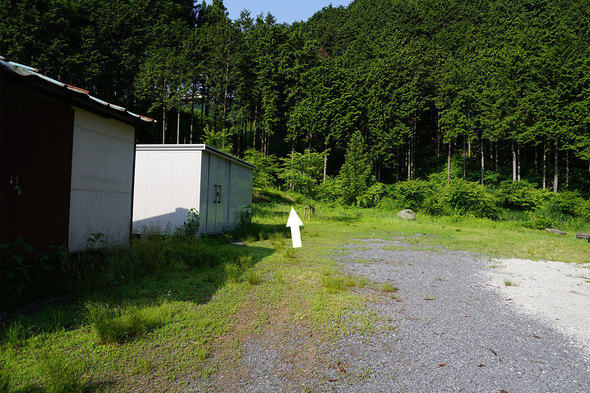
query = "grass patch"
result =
(2, 194, 587, 391)
(504, 279, 517, 287)
(85, 302, 170, 344)
(38, 350, 86, 393)
(380, 283, 398, 293)
(2, 321, 26, 348)
(245, 270, 263, 285)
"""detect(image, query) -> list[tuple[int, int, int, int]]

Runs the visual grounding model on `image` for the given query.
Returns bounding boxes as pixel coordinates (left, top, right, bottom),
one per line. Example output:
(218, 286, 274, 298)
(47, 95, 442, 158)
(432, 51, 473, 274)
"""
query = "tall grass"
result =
(38, 351, 85, 393)
(84, 302, 172, 344)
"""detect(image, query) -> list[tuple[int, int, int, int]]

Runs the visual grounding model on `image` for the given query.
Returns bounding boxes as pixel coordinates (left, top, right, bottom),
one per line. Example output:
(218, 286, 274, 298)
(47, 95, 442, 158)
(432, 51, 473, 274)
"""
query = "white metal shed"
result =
(132, 144, 254, 235)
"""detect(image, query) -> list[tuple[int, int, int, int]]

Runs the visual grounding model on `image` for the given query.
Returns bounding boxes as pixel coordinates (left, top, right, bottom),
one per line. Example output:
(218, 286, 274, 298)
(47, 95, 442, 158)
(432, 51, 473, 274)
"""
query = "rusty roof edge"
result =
(1, 57, 155, 123)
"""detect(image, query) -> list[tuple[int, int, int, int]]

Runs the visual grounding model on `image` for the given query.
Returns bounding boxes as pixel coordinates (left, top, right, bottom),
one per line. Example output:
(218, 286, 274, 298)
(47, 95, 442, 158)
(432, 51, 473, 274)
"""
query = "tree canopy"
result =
(1, 0, 589, 194)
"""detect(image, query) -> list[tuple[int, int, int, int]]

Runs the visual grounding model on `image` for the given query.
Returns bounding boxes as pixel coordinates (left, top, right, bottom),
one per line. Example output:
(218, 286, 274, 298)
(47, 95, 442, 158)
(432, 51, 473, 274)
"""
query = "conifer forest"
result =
(2, 0, 590, 210)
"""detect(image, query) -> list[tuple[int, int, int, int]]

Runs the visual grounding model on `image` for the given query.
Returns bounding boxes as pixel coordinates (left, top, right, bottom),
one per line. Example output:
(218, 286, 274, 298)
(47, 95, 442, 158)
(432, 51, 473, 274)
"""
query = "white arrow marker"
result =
(286, 207, 303, 248)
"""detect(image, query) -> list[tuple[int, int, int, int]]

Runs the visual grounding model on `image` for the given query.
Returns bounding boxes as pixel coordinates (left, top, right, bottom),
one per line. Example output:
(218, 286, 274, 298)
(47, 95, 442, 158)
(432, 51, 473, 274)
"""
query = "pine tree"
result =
(339, 131, 373, 205)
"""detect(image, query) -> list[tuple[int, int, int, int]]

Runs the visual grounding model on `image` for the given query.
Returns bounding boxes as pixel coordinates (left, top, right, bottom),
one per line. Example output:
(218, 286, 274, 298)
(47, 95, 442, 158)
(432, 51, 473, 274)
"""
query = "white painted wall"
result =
(133, 148, 202, 234)
(68, 108, 135, 251)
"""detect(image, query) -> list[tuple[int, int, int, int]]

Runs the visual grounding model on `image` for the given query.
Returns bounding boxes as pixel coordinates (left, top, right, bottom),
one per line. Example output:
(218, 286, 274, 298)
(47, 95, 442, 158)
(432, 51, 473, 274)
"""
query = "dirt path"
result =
(200, 238, 590, 392)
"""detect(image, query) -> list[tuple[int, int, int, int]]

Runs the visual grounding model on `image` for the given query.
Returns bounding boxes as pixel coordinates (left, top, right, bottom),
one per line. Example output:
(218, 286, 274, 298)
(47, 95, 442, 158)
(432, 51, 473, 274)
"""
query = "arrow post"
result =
(286, 207, 303, 248)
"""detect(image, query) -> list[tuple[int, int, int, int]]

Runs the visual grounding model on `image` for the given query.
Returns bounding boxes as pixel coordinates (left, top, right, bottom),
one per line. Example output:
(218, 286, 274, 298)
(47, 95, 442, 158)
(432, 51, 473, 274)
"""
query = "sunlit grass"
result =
(2, 196, 587, 391)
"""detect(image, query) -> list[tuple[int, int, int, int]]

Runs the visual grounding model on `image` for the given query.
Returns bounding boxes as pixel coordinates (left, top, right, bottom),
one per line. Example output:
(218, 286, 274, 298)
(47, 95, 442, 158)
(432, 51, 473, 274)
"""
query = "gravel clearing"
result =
(201, 238, 590, 392)
(329, 238, 590, 392)
(485, 258, 590, 357)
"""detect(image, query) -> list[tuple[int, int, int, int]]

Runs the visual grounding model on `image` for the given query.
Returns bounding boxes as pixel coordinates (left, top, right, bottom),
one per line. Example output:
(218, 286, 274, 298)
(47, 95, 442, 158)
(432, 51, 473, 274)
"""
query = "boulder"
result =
(575, 233, 590, 240)
(546, 228, 566, 235)
(398, 209, 416, 220)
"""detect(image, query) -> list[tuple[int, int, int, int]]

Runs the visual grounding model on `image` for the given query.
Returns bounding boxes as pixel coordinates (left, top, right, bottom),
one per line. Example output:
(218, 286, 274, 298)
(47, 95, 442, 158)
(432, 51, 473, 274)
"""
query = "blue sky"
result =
(223, 0, 352, 24)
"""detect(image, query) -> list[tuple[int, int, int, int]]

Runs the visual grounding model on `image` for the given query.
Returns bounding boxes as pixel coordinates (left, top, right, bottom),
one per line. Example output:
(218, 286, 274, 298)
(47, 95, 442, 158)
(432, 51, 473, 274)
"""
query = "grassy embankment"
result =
(1, 190, 588, 392)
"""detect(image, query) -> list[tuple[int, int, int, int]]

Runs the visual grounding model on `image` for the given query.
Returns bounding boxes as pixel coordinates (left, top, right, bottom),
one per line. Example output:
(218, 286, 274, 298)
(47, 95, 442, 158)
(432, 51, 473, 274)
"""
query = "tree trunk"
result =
(463, 137, 466, 179)
(495, 141, 498, 172)
(189, 89, 194, 144)
(543, 138, 547, 189)
(468, 141, 471, 157)
(517, 143, 521, 181)
(480, 137, 485, 185)
(553, 139, 559, 193)
(253, 105, 258, 150)
(534, 145, 538, 176)
(407, 137, 411, 180)
(411, 120, 416, 180)
(511, 141, 516, 181)
(201, 99, 205, 142)
(162, 103, 166, 144)
(176, 106, 180, 144)
(565, 150, 569, 189)
(323, 152, 328, 183)
(447, 141, 451, 185)
(436, 110, 441, 158)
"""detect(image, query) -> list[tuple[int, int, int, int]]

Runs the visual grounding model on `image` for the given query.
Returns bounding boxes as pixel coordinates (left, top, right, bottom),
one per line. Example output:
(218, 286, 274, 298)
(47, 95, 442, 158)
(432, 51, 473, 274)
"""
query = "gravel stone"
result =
(328, 238, 590, 392)
(193, 238, 590, 392)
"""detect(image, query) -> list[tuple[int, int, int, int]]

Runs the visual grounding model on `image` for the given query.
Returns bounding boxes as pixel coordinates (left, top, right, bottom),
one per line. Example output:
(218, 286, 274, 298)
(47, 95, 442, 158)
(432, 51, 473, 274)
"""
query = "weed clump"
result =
(2, 321, 26, 347)
(380, 283, 398, 293)
(321, 275, 357, 293)
(39, 351, 85, 393)
(245, 270, 263, 285)
(84, 302, 167, 344)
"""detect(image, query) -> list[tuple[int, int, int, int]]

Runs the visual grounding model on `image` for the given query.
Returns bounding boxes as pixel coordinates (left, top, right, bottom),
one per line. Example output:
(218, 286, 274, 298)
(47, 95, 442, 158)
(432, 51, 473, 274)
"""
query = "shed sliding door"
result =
(205, 154, 229, 233)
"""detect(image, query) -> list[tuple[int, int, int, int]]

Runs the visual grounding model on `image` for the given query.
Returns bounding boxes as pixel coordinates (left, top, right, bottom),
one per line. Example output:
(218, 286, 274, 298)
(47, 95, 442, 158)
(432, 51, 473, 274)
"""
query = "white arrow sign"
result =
(286, 207, 303, 248)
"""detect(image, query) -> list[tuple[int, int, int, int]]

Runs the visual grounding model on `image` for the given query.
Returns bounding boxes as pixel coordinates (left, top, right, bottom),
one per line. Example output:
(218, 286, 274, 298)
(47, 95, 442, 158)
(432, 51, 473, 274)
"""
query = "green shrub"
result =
(424, 180, 499, 219)
(39, 351, 85, 393)
(357, 182, 387, 208)
(315, 176, 342, 202)
(389, 180, 434, 211)
(547, 191, 584, 216)
(85, 302, 166, 344)
(522, 216, 554, 230)
(244, 149, 279, 188)
(575, 199, 590, 221)
(499, 181, 552, 211)
(377, 197, 403, 211)
(426, 158, 462, 185)
(174, 208, 200, 238)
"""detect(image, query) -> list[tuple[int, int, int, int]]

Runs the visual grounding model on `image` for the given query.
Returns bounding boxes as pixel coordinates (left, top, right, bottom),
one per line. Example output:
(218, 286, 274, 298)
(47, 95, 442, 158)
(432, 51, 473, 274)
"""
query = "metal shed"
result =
(132, 144, 254, 235)
(0, 58, 154, 252)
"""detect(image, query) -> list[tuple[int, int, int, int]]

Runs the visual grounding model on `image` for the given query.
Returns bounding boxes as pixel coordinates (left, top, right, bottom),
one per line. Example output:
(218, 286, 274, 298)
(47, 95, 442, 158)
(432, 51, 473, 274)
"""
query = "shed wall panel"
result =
(228, 163, 253, 229)
(68, 108, 135, 251)
(69, 191, 132, 251)
(133, 150, 202, 234)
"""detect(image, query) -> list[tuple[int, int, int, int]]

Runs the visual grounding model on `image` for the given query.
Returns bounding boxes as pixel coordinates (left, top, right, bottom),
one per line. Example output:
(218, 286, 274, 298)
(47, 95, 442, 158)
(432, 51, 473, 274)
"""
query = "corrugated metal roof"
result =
(0, 57, 155, 123)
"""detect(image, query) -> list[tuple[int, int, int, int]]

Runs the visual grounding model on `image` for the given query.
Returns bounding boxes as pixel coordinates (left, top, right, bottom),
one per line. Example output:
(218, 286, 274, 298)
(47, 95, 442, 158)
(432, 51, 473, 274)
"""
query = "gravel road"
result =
(204, 237, 590, 392)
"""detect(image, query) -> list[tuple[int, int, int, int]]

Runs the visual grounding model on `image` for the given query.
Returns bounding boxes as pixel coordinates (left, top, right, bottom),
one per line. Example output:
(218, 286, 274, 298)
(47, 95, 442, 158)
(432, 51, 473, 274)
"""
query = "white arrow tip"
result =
(286, 207, 303, 227)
